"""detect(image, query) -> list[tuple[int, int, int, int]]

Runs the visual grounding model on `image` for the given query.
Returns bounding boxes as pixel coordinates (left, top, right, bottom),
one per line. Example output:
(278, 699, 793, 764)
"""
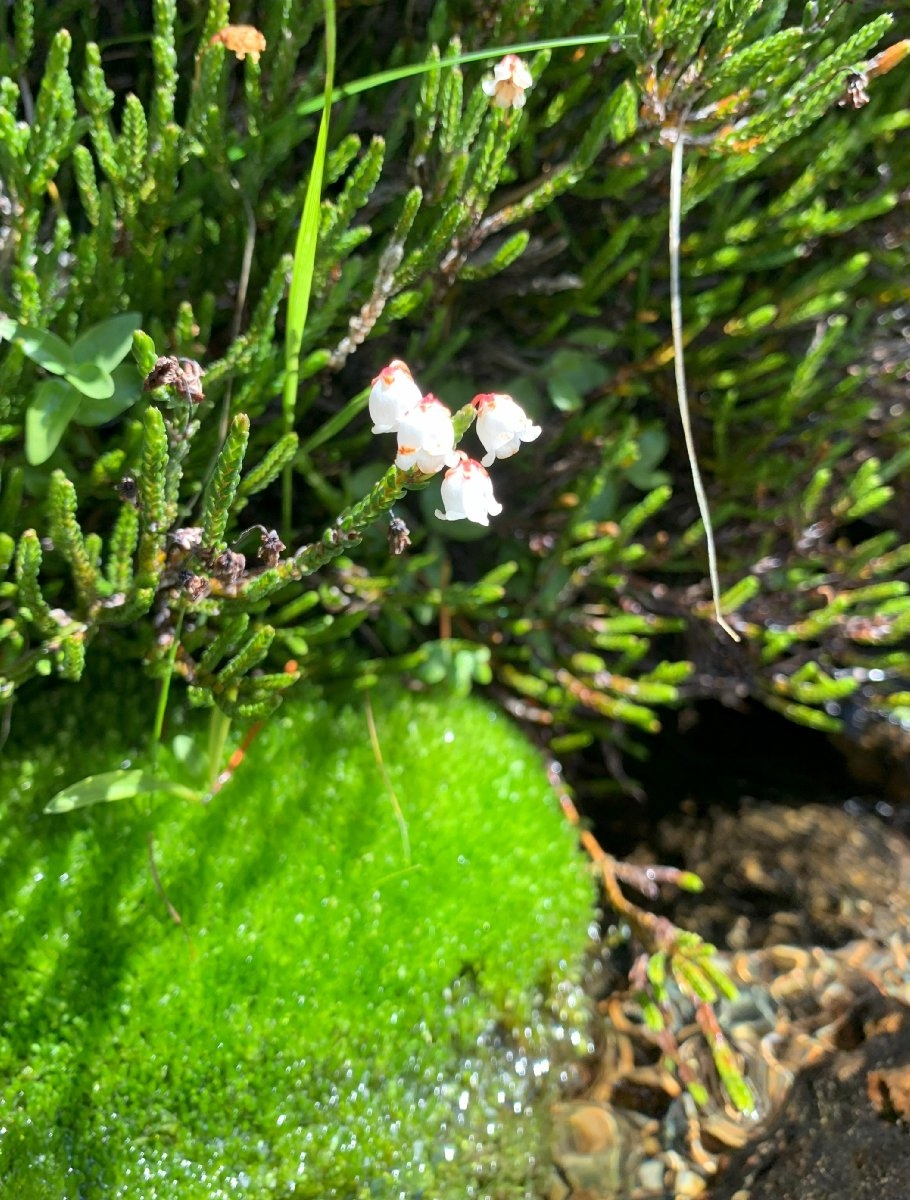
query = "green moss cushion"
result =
(0, 679, 594, 1197)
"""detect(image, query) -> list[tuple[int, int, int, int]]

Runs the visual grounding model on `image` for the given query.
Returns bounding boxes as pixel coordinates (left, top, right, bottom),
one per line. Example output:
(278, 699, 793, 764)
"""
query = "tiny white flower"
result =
(481, 54, 534, 110)
(369, 359, 422, 434)
(435, 452, 503, 526)
(395, 393, 457, 475)
(471, 392, 541, 467)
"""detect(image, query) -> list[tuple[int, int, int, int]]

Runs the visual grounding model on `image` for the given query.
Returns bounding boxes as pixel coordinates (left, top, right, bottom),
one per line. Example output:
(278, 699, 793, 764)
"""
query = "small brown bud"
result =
(257, 529, 286, 569)
(144, 356, 205, 403)
(212, 549, 246, 587)
(178, 570, 210, 601)
(839, 72, 869, 108)
(387, 515, 411, 556)
(115, 476, 139, 506)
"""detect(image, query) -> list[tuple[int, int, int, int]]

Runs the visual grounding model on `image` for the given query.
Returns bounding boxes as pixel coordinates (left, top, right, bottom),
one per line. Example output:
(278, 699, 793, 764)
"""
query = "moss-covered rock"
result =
(0, 677, 594, 1197)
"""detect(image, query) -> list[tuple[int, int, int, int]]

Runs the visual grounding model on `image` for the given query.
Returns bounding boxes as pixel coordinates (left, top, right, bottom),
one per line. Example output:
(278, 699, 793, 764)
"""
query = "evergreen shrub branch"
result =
(0, 0, 905, 777)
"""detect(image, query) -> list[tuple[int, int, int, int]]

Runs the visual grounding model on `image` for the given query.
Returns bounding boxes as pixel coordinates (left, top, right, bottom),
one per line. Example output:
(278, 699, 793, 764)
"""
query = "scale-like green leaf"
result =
(200, 414, 250, 550)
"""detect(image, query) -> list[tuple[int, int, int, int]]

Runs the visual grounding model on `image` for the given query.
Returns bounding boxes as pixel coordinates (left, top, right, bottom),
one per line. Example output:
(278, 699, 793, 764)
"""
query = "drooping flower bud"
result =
(471, 392, 541, 467)
(435, 452, 503, 526)
(369, 359, 423, 434)
(482, 54, 533, 110)
(395, 394, 457, 475)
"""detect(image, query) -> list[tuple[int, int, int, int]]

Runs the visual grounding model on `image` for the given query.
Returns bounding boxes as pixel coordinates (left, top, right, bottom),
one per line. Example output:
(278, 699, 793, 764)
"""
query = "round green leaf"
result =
(8, 323, 73, 374)
(64, 360, 116, 400)
(77, 362, 143, 425)
(25, 378, 81, 464)
(71, 312, 142, 372)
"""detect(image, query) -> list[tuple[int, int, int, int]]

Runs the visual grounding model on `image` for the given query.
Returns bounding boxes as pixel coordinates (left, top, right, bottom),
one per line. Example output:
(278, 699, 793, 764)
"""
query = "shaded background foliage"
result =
(1, 0, 909, 799)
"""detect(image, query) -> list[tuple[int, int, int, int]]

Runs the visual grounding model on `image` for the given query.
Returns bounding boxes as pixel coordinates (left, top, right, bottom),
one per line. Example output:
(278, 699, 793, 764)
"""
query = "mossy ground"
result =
(0, 673, 594, 1198)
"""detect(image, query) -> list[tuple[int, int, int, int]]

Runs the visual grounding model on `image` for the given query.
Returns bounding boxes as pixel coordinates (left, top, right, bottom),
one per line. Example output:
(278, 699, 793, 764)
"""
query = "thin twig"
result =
(150, 610, 184, 760)
(546, 763, 676, 952)
(669, 129, 740, 643)
(147, 832, 196, 958)
(219, 180, 258, 443)
(0, 700, 12, 754)
(147, 832, 182, 924)
(364, 693, 411, 863)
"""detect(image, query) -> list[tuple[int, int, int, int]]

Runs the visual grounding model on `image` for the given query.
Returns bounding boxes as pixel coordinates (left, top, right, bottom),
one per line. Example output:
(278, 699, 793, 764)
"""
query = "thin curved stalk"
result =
(669, 131, 740, 643)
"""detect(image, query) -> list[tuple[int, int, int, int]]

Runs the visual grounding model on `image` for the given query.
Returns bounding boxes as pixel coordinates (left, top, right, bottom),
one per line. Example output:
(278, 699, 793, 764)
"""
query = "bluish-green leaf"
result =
(25, 378, 81, 464)
(44, 768, 199, 813)
(64, 361, 115, 400)
(77, 362, 142, 425)
(5, 323, 72, 374)
(546, 348, 611, 412)
(71, 312, 142, 372)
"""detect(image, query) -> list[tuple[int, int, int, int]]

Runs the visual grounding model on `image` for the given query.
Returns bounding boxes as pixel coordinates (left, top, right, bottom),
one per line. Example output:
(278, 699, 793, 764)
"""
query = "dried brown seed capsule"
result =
(212, 549, 246, 587)
(116, 476, 139, 506)
(257, 529, 286, 569)
(144, 356, 206, 404)
(387, 514, 411, 556)
(178, 570, 210, 601)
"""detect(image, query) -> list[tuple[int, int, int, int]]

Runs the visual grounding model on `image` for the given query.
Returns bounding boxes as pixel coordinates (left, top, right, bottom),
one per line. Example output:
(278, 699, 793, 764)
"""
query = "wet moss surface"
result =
(0, 677, 594, 1197)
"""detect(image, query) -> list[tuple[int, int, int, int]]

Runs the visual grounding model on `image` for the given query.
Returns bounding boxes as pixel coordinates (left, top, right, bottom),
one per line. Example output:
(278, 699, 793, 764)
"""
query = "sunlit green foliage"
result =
(0, 0, 906, 1180)
(0, 0, 907, 796)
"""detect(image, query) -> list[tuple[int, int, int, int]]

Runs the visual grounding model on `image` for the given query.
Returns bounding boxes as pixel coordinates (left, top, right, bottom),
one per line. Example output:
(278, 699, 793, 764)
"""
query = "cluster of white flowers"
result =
(368, 360, 541, 527)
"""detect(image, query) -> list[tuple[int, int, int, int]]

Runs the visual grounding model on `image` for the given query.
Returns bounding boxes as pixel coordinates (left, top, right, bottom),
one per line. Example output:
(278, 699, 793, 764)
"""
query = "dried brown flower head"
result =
(209, 25, 267, 63)
(144, 356, 206, 404)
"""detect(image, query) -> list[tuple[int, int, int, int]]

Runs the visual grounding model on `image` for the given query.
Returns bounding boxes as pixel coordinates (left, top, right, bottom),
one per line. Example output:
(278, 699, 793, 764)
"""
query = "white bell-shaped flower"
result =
(471, 392, 541, 467)
(369, 359, 422, 434)
(435, 452, 503, 526)
(481, 54, 534, 110)
(395, 394, 457, 475)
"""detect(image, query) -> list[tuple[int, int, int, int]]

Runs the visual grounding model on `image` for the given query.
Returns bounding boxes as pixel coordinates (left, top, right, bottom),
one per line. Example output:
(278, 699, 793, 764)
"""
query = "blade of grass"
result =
(364, 692, 410, 864)
(294, 35, 624, 117)
(206, 706, 233, 792)
(282, 0, 337, 533)
(151, 610, 185, 760)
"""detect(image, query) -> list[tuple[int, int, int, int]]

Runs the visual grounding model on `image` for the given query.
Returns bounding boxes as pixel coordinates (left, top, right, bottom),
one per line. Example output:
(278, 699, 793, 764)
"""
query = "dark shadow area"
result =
(584, 699, 867, 859)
